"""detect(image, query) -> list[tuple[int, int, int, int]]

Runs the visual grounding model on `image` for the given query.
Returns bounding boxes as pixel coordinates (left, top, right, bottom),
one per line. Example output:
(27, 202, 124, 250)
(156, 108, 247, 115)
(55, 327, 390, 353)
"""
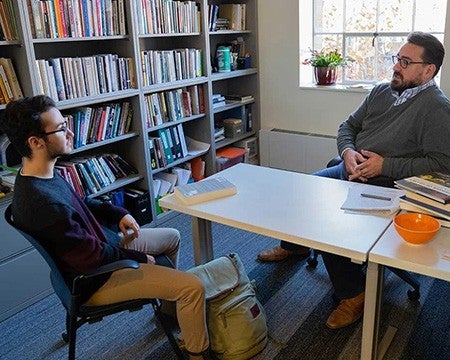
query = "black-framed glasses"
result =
(42, 121, 69, 136)
(391, 55, 430, 69)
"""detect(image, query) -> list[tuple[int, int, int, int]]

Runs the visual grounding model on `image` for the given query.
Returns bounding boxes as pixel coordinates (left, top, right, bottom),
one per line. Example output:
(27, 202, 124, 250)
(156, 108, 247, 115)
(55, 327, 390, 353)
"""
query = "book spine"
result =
(29, 0, 45, 38)
(158, 128, 173, 163)
(0, 64, 14, 102)
(401, 196, 450, 220)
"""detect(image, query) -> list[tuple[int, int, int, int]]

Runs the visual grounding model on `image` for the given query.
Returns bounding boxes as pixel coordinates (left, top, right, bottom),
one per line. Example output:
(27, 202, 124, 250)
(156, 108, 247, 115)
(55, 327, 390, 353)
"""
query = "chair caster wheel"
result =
(306, 257, 318, 268)
(407, 289, 420, 301)
(62, 332, 69, 342)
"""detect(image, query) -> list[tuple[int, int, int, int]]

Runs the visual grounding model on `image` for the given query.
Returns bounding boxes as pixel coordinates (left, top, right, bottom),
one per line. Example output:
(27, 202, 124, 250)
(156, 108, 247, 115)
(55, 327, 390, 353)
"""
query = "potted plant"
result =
(302, 49, 354, 85)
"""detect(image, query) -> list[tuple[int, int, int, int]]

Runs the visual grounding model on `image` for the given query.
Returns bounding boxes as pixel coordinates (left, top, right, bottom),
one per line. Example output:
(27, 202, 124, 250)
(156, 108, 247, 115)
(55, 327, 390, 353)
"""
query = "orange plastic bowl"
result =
(394, 213, 441, 245)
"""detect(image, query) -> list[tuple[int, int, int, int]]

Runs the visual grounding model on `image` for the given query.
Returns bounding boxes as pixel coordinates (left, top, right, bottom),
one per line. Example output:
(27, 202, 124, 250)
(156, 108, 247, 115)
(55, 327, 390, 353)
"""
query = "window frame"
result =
(300, 0, 446, 88)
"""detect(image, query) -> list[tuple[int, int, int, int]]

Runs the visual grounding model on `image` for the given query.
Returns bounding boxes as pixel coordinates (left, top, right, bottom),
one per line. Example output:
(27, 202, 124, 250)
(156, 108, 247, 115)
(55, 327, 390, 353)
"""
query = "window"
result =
(300, 0, 447, 86)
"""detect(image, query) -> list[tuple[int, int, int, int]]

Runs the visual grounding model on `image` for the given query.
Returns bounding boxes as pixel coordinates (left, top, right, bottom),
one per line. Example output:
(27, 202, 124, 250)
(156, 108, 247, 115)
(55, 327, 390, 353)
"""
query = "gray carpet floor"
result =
(0, 213, 449, 360)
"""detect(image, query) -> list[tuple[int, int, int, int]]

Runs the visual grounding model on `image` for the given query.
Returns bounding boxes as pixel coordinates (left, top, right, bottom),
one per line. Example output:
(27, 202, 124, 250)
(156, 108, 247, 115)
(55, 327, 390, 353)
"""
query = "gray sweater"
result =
(337, 83, 450, 179)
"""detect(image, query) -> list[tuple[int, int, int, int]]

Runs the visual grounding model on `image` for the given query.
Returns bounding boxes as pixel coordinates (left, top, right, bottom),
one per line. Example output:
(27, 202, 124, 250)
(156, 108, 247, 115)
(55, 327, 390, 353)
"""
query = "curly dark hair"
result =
(407, 32, 445, 77)
(0, 95, 56, 158)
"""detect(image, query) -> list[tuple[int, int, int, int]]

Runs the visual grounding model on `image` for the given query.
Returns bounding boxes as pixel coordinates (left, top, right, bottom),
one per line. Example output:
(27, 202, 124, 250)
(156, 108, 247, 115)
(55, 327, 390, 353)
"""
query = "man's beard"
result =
(390, 71, 420, 93)
(45, 141, 72, 160)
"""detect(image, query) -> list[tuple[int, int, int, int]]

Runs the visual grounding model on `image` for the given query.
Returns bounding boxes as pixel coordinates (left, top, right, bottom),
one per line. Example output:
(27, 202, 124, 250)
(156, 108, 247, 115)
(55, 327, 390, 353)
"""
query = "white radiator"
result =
(259, 128, 337, 174)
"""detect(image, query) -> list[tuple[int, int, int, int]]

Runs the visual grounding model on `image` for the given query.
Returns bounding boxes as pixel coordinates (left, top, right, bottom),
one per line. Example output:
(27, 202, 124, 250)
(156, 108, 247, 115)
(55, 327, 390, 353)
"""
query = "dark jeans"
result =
(280, 162, 365, 299)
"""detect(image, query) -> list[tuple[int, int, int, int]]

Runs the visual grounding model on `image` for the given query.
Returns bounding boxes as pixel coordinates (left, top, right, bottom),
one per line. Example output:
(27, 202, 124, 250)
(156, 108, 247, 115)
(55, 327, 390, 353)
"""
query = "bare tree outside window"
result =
(300, 0, 447, 86)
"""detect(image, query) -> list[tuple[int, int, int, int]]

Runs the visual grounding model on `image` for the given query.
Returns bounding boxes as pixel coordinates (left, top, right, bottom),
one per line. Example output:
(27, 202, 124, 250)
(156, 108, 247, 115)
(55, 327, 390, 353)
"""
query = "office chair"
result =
(4, 205, 184, 360)
(306, 157, 420, 301)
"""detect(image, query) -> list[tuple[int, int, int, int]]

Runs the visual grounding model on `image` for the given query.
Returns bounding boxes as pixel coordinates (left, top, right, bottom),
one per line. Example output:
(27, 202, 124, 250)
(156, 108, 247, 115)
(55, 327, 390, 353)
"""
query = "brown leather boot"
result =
(257, 245, 310, 262)
(326, 292, 365, 329)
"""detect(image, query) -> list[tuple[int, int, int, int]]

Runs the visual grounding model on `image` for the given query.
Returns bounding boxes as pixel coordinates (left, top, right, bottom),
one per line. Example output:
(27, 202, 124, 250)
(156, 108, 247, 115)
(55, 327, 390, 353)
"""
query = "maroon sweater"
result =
(12, 171, 147, 295)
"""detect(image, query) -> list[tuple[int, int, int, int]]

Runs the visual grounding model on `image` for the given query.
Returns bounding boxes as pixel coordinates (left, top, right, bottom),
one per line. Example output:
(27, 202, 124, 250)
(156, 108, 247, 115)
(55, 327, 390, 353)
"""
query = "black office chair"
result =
(306, 157, 420, 301)
(4, 204, 184, 360)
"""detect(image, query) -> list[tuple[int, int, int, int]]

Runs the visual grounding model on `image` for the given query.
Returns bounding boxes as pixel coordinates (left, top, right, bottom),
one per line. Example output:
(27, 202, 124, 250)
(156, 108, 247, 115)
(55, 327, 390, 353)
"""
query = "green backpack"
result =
(188, 253, 268, 360)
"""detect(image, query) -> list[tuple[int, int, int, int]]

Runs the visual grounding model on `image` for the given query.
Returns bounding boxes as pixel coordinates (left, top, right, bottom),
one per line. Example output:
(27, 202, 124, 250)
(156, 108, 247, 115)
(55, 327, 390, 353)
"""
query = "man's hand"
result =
(118, 214, 140, 239)
(146, 254, 156, 264)
(350, 149, 384, 182)
(342, 148, 368, 181)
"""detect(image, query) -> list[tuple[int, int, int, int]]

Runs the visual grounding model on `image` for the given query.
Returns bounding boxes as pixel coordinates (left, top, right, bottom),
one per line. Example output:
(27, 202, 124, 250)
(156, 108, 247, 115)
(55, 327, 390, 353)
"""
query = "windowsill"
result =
(299, 83, 374, 93)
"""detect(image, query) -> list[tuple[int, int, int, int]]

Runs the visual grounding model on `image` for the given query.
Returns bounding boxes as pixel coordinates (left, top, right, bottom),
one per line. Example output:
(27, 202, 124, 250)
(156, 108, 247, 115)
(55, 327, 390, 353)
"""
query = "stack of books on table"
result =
(395, 172, 450, 226)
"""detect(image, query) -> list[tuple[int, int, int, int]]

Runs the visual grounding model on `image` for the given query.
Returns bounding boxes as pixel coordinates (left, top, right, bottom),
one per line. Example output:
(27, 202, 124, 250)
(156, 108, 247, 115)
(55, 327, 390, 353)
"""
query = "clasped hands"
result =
(119, 214, 155, 264)
(343, 149, 384, 182)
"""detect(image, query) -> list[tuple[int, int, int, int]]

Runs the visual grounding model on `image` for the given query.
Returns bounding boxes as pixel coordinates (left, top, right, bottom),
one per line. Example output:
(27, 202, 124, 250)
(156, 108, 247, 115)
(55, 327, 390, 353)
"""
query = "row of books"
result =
(137, 0, 200, 35)
(208, 3, 247, 32)
(0, 0, 18, 41)
(395, 172, 450, 223)
(55, 153, 137, 198)
(36, 54, 135, 102)
(141, 48, 202, 86)
(144, 85, 204, 127)
(149, 125, 188, 169)
(27, 0, 127, 39)
(0, 58, 24, 104)
(64, 101, 133, 149)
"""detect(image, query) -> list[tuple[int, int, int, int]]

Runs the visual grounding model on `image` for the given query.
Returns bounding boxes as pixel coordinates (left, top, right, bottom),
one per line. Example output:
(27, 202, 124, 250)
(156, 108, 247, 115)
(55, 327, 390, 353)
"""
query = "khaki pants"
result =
(85, 227, 209, 354)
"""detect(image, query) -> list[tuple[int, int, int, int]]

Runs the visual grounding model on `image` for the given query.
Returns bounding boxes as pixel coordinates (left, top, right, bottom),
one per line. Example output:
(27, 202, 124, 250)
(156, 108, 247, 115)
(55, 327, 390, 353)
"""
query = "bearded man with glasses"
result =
(258, 32, 450, 329)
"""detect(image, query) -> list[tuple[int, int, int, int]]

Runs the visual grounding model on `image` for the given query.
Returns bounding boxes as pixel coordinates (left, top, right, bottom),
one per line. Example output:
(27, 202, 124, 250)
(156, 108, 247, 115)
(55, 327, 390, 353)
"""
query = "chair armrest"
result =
(84, 259, 140, 278)
(327, 156, 342, 168)
(72, 259, 140, 292)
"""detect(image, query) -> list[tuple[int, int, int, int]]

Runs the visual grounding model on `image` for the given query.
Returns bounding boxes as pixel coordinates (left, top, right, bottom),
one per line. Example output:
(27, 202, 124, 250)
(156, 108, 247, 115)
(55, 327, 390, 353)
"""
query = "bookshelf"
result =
(0, 0, 259, 320)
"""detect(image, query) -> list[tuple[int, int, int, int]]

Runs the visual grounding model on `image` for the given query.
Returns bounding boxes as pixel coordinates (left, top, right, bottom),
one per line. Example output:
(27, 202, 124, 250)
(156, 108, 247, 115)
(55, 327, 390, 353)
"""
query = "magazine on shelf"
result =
(173, 176, 236, 205)
(395, 172, 450, 204)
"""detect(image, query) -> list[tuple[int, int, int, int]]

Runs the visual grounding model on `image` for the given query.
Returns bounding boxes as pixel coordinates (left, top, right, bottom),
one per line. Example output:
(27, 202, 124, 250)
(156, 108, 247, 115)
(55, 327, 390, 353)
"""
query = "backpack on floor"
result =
(188, 253, 268, 360)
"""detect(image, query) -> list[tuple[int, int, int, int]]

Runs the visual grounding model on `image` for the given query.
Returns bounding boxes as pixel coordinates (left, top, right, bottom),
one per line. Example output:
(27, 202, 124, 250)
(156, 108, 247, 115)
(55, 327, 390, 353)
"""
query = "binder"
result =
(124, 188, 152, 225)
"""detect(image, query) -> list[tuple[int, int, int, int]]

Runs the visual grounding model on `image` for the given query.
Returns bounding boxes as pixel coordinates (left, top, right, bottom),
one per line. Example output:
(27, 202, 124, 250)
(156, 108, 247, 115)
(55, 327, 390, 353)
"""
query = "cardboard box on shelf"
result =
(223, 118, 243, 138)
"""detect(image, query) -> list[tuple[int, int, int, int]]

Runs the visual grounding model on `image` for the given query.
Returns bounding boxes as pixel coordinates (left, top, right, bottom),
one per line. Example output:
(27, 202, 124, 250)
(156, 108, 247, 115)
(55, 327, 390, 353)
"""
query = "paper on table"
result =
(341, 186, 406, 215)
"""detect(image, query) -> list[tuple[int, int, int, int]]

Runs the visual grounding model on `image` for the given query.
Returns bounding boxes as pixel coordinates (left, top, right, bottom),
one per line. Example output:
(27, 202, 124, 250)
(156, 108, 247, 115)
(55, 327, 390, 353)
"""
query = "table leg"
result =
(361, 261, 384, 360)
(191, 216, 213, 265)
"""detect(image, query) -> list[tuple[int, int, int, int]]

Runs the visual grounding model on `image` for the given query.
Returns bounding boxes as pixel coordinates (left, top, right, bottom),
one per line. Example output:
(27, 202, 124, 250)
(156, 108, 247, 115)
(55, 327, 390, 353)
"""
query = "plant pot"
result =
(314, 66, 337, 85)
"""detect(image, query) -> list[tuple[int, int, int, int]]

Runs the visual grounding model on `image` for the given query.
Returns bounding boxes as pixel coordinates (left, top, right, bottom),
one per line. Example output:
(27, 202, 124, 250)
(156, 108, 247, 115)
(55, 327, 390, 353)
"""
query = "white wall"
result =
(257, 0, 450, 136)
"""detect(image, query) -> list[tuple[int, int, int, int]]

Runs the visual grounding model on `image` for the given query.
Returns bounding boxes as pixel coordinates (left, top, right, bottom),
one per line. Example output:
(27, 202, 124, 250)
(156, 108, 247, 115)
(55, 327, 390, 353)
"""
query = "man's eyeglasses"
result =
(42, 121, 69, 136)
(391, 55, 430, 69)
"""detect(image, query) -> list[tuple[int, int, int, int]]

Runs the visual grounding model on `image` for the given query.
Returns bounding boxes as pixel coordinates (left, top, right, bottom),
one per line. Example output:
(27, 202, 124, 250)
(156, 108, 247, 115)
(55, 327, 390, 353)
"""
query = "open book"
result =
(174, 177, 237, 205)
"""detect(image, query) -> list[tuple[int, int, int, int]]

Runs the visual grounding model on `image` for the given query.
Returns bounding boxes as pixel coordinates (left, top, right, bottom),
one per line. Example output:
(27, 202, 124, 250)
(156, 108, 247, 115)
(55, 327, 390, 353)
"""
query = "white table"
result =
(361, 223, 450, 360)
(159, 163, 393, 265)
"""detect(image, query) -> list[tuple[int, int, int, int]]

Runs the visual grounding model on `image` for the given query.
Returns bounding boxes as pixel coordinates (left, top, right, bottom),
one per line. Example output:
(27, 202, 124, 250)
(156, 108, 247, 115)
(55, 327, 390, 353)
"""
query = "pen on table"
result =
(360, 193, 392, 201)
